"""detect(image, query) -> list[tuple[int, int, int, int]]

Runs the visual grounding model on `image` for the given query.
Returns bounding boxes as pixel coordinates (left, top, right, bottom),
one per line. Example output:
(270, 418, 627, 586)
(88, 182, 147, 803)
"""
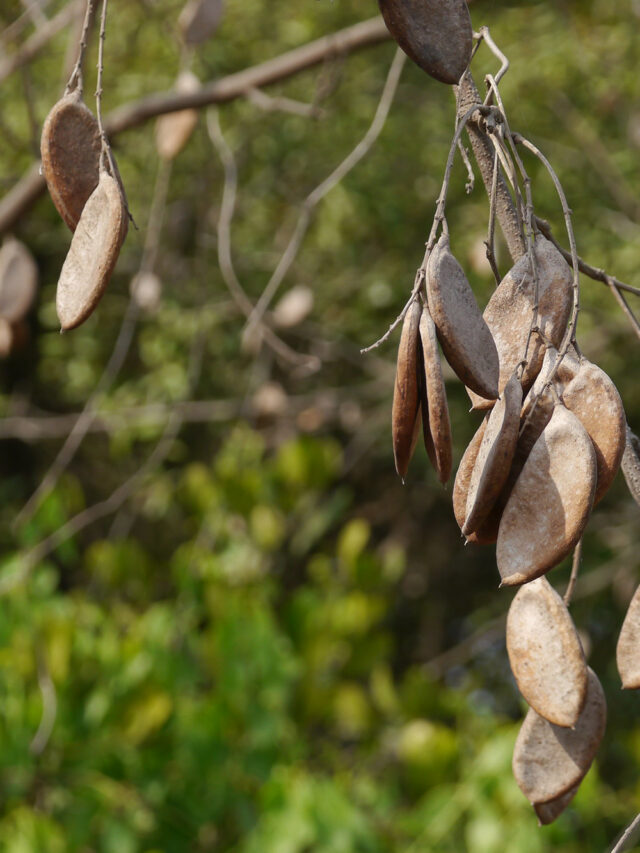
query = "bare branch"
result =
(610, 813, 640, 853)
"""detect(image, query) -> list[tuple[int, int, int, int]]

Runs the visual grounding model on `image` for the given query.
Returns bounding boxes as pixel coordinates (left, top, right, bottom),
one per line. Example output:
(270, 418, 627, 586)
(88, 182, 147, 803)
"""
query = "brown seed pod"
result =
(497, 405, 596, 587)
(378, 0, 472, 84)
(534, 783, 579, 826)
(40, 90, 102, 232)
(513, 667, 606, 805)
(426, 235, 499, 400)
(467, 237, 573, 410)
(0, 237, 38, 322)
(418, 303, 452, 484)
(452, 418, 500, 544)
(392, 300, 422, 479)
(155, 71, 201, 161)
(463, 372, 522, 536)
(621, 425, 640, 508)
(560, 360, 626, 505)
(616, 584, 640, 689)
(56, 172, 128, 331)
(179, 0, 224, 44)
(506, 577, 587, 727)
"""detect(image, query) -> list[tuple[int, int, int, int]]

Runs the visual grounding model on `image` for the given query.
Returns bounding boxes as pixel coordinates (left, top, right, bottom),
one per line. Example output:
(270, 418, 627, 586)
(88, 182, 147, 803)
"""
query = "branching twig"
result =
(64, 0, 93, 95)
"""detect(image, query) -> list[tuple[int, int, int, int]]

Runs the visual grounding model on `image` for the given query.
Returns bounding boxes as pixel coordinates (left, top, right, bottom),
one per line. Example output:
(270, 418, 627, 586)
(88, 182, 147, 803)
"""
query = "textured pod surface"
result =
(616, 584, 640, 689)
(463, 372, 522, 536)
(56, 173, 127, 331)
(418, 303, 452, 484)
(497, 405, 596, 586)
(392, 300, 422, 479)
(513, 667, 606, 804)
(506, 577, 587, 727)
(561, 360, 626, 505)
(155, 71, 200, 160)
(534, 784, 579, 826)
(468, 238, 573, 409)
(0, 237, 38, 322)
(426, 235, 499, 399)
(40, 91, 102, 232)
(378, 0, 472, 84)
(452, 418, 500, 544)
(621, 425, 640, 508)
(179, 0, 224, 44)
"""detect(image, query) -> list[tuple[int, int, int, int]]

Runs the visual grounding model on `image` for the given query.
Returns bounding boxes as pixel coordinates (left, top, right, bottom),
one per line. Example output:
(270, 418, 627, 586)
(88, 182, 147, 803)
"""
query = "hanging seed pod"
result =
(40, 90, 102, 232)
(560, 360, 626, 505)
(56, 172, 128, 331)
(392, 300, 422, 479)
(179, 0, 224, 45)
(273, 285, 314, 329)
(616, 584, 640, 689)
(418, 302, 452, 484)
(426, 235, 499, 400)
(452, 418, 501, 545)
(513, 667, 606, 805)
(621, 425, 640, 508)
(468, 237, 573, 410)
(534, 783, 579, 826)
(506, 577, 587, 727)
(155, 71, 201, 161)
(463, 372, 522, 536)
(0, 237, 38, 322)
(378, 0, 472, 84)
(497, 405, 596, 587)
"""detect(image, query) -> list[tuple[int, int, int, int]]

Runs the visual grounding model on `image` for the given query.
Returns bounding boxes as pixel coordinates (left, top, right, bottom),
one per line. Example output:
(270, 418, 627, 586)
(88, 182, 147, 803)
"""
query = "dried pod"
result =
(560, 360, 626, 505)
(378, 0, 472, 84)
(497, 405, 596, 587)
(463, 372, 522, 536)
(392, 300, 422, 479)
(40, 90, 102, 232)
(130, 271, 162, 313)
(155, 71, 201, 161)
(616, 584, 640, 689)
(273, 285, 314, 329)
(426, 235, 499, 400)
(506, 577, 587, 727)
(513, 667, 606, 805)
(468, 237, 573, 409)
(452, 419, 500, 545)
(621, 425, 640, 508)
(179, 0, 224, 44)
(56, 172, 128, 331)
(418, 303, 452, 484)
(534, 783, 579, 826)
(0, 237, 38, 322)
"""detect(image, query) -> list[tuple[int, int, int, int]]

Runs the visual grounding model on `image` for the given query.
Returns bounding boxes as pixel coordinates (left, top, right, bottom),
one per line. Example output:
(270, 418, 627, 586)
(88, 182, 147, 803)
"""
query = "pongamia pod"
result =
(616, 584, 640, 689)
(155, 71, 201, 161)
(179, 0, 224, 45)
(512, 667, 606, 805)
(56, 172, 128, 331)
(426, 234, 499, 400)
(506, 576, 587, 727)
(452, 418, 501, 545)
(418, 303, 452, 484)
(621, 425, 640, 509)
(392, 300, 422, 479)
(0, 237, 38, 322)
(534, 783, 579, 826)
(497, 405, 596, 587)
(377, 0, 472, 85)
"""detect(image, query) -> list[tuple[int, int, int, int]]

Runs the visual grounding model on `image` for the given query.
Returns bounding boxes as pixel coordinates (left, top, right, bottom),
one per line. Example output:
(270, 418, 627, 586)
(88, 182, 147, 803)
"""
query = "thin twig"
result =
(457, 140, 475, 194)
(64, 0, 93, 95)
(246, 87, 324, 119)
(485, 144, 501, 284)
(563, 538, 582, 606)
(610, 813, 640, 853)
(29, 648, 57, 756)
(242, 47, 406, 337)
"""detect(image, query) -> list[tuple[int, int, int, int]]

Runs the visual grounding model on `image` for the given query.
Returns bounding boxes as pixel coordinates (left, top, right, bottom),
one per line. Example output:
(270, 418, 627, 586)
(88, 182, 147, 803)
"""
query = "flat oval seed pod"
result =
(513, 667, 606, 805)
(392, 300, 422, 479)
(56, 172, 127, 331)
(621, 425, 640, 508)
(463, 372, 522, 536)
(506, 577, 587, 727)
(378, 0, 472, 84)
(426, 235, 499, 399)
(468, 238, 572, 409)
(155, 71, 200, 161)
(497, 405, 596, 587)
(616, 584, 640, 689)
(534, 783, 579, 826)
(179, 0, 224, 45)
(419, 303, 452, 484)
(560, 360, 626, 505)
(452, 418, 500, 544)
(40, 90, 102, 232)
(0, 237, 37, 322)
